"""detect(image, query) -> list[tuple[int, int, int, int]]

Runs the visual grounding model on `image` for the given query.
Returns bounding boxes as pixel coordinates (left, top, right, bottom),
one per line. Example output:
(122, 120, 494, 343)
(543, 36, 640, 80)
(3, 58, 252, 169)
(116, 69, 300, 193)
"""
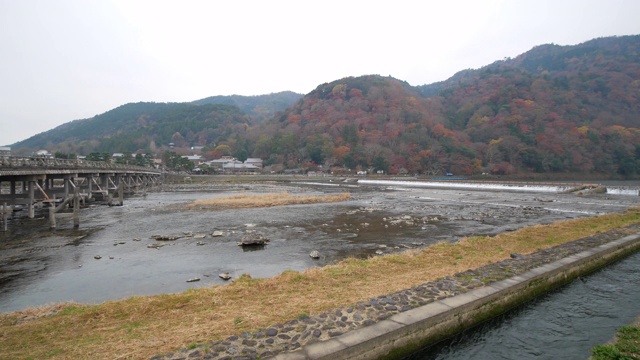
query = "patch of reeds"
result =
(1, 207, 638, 359)
(186, 192, 352, 209)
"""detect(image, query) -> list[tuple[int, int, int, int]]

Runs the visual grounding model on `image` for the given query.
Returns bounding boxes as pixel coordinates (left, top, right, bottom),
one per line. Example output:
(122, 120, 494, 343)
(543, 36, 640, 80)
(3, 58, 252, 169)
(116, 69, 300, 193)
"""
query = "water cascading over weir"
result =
(357, 179, 604, 194)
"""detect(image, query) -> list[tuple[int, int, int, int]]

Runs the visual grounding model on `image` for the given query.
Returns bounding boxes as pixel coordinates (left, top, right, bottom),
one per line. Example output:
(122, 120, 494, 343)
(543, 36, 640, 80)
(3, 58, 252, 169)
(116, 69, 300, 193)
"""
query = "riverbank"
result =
(153, 223, 640, 359)
(1, 207, 639, 359)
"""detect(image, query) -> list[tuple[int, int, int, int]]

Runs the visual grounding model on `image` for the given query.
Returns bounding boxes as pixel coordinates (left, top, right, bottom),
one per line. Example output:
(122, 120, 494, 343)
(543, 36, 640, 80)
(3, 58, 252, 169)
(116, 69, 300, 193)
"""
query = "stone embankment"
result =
(152, 225, 640, 360)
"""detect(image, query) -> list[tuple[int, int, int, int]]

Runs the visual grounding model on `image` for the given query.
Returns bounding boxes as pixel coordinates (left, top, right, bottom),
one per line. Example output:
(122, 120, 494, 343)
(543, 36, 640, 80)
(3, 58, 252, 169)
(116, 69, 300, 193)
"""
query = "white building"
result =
(222, 162, 261, 174)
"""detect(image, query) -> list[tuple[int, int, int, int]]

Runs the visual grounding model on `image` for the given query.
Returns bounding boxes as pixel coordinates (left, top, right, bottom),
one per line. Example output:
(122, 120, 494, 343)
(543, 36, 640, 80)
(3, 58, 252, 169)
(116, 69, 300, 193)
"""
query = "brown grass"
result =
(1, 207, 639, 359)
(186, 192, 352, 209)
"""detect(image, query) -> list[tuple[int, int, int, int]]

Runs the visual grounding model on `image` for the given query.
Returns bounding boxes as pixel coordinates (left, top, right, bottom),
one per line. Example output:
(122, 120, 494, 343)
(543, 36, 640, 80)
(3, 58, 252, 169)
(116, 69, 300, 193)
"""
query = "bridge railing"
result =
(0, 156, 160, 173)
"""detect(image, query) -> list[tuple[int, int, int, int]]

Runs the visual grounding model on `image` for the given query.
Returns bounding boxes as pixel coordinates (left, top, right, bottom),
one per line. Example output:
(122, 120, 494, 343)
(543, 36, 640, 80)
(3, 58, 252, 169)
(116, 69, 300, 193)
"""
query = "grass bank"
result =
(1, 208, 639, 359)
(591, 323, 640, 359)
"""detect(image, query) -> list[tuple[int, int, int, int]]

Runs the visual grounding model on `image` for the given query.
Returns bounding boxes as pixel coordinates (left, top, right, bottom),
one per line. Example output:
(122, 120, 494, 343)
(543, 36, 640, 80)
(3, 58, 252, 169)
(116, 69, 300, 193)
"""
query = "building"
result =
(205, 157, 263, 173)
(206, 156, 237, 170)
(183, 155, 204, 163)
(35, 150, 53, 158)
(222, 162, 261, 174)
(0, 146, 11, 156)
(244, 158, 263, 169)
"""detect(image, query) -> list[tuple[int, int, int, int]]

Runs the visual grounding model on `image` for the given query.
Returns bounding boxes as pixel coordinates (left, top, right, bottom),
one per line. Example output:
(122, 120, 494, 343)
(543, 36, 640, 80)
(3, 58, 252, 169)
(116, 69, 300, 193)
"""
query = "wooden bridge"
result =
(0, 156, 162, 230)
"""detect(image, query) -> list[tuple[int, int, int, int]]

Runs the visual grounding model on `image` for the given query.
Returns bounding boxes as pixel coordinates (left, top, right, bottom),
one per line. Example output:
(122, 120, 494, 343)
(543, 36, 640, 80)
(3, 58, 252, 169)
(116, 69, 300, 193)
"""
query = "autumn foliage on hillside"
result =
(249, 35, 640, 177)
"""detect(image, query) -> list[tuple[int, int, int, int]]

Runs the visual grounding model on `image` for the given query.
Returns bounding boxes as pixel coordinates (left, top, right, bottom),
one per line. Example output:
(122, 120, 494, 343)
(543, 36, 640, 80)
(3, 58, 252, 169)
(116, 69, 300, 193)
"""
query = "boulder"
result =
(151, 234, 182, 241)
(237, 231, 269, 246)
(211, 231, 224, 237)
(309, 250, 320, 259)
(219, 272, 232, 280)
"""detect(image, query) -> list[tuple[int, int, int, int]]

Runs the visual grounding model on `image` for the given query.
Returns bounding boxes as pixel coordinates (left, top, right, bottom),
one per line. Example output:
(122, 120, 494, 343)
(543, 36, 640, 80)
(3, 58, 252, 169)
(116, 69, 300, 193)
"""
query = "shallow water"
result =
(0, 181, 637, 313)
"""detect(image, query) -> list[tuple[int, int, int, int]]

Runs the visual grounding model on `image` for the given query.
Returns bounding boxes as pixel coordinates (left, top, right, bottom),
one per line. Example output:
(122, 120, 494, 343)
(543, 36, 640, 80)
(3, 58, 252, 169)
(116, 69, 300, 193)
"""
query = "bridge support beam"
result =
(73, 187, 80, 228)
(49, 195, 56, 229)
(28, 180, 35, 219)
(2, 202, 7, 232)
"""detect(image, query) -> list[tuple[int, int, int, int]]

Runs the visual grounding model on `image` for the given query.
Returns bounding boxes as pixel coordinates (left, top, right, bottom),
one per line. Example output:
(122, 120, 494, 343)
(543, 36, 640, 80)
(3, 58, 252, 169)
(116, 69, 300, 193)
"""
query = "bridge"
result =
(0, 156, 162, 230)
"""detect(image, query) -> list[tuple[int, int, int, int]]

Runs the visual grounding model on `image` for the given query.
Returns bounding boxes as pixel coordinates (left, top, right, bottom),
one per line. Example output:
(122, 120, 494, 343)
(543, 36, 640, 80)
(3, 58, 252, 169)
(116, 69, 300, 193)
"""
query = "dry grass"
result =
(1, 207, 639, 359)
(186, 192, 352, 210)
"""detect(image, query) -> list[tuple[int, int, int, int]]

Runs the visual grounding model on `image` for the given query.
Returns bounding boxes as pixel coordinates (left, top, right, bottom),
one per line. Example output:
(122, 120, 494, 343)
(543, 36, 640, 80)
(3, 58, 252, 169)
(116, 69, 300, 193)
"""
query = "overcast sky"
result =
(1, 0, 639, 146)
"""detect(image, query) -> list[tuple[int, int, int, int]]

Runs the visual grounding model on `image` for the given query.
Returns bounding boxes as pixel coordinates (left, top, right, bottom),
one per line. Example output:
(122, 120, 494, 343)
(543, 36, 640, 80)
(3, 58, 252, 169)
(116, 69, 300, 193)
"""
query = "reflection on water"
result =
(405, 251, 640, 360)
(241, 244, 266, 252)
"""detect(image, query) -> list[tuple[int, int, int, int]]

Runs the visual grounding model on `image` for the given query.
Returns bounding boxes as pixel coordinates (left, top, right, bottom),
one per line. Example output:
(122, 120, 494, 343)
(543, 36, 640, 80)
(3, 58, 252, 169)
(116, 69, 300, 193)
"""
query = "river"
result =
(0, 180, 638, 313)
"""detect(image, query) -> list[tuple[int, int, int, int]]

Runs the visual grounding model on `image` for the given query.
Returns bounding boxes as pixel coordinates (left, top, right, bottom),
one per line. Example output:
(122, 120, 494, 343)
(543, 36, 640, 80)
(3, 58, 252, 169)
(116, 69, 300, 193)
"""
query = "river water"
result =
(405, 250, 640, 360)
(0, 180, 638, 313)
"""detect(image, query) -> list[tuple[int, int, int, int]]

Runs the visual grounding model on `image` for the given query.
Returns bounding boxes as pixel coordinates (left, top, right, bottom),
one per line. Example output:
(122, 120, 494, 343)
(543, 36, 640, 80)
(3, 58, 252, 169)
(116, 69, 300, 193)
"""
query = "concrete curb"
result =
(272, 233, 640, 360)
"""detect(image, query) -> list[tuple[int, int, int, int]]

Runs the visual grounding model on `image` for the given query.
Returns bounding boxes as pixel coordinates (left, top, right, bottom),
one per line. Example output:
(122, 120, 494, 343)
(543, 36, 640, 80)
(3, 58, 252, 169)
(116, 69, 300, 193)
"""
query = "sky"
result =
(1, 0, 639, 147)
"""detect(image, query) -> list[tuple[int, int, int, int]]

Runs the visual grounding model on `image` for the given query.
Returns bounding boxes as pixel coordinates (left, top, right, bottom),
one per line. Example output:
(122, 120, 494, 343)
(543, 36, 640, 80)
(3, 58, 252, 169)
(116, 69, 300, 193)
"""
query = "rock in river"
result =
(309, 250, 320, 259)
(219, 272, 232, 280)
(237, 231, 269, 246)
(151, 234, 182, 241)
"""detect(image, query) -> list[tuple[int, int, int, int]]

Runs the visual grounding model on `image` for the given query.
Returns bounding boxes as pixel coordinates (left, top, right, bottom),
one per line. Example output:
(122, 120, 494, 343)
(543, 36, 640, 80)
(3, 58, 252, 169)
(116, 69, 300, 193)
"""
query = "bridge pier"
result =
(108, 181, 124, 206)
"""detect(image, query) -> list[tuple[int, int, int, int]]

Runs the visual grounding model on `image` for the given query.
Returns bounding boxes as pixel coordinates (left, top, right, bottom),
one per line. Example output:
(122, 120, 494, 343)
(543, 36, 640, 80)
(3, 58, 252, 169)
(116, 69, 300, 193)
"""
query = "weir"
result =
(0, 156, 162, 231)
(357, 179, 640, 195)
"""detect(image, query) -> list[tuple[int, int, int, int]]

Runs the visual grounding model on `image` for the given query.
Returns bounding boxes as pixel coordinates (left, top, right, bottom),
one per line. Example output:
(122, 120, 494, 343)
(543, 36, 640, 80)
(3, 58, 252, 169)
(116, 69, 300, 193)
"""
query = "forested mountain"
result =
(13, 102, 251, 154)
(192, 91, 303, 123)
(246, 35, 640, 177)
(13, 92, 302, 154)
(11, 35, 640, 177)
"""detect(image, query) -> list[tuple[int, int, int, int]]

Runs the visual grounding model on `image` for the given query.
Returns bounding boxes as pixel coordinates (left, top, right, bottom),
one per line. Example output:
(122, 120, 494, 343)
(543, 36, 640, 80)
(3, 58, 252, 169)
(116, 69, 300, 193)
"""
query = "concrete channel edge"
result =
(272, 233, 640, 360)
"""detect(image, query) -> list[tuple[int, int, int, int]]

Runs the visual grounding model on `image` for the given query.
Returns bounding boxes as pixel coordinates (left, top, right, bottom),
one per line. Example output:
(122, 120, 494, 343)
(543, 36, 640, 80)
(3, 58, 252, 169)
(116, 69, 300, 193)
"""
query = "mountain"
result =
(246, 35, 640, 177)
(192, 91, 303, 123)
(415, 35, 640, 175)
(246, 75, 474, 175)
(12, 92, 303, 154)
